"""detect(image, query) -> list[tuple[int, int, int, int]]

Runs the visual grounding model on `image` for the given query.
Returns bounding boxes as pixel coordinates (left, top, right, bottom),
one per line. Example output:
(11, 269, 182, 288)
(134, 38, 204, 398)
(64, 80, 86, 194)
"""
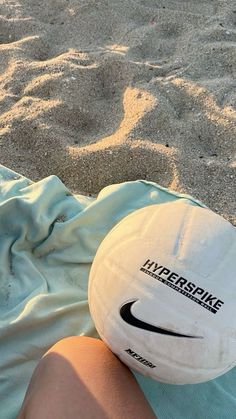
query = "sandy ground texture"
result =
(0, 0, 235, 224)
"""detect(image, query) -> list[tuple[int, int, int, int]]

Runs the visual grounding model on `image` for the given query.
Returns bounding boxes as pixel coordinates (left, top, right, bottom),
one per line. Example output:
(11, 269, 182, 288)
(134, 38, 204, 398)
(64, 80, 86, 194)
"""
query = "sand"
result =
(0, 0, 235, 224)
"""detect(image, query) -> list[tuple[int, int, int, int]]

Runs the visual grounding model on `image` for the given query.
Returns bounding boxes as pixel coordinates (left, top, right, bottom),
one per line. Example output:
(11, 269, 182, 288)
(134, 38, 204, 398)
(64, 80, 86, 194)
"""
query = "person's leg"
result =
(18, 336, 156, 419)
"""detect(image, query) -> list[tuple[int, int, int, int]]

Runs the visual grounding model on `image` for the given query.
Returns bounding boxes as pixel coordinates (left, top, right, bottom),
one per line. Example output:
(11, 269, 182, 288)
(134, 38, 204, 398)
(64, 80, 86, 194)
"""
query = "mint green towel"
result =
(0, 165, 235, 419)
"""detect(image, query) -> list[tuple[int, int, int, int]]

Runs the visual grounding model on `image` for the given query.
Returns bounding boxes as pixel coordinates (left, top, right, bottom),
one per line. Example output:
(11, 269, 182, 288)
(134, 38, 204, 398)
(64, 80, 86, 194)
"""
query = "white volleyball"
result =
(88, 201, 236, 384)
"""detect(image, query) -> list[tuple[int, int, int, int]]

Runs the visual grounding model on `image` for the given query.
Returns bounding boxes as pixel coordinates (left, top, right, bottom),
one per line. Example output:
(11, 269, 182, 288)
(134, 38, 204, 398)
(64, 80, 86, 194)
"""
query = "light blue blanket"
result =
(0, 164, 235, 419)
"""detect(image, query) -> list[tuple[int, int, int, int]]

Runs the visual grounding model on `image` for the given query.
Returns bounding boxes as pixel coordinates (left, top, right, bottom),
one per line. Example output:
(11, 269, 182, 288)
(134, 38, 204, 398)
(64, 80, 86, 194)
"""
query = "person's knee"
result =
(18, 336, 156, 419)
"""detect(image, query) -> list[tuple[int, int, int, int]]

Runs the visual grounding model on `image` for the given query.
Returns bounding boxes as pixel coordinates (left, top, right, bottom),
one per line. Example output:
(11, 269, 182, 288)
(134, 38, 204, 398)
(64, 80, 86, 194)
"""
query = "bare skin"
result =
(17, 336, 156, 419)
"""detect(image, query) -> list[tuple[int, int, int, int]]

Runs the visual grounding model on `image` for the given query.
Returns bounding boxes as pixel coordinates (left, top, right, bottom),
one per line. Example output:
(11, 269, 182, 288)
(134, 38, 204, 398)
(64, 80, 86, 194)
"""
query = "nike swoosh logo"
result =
(120, 301, 203, 339)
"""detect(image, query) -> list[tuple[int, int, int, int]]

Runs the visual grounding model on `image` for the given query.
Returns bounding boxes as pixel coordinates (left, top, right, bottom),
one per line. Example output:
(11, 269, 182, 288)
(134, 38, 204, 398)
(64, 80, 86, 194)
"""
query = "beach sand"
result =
(0, 0, 235, 224)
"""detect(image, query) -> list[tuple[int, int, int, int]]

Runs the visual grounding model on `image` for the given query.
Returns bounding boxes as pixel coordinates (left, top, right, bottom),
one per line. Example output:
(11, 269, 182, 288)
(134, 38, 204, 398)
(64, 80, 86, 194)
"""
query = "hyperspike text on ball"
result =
(141, 259, 224, 314)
